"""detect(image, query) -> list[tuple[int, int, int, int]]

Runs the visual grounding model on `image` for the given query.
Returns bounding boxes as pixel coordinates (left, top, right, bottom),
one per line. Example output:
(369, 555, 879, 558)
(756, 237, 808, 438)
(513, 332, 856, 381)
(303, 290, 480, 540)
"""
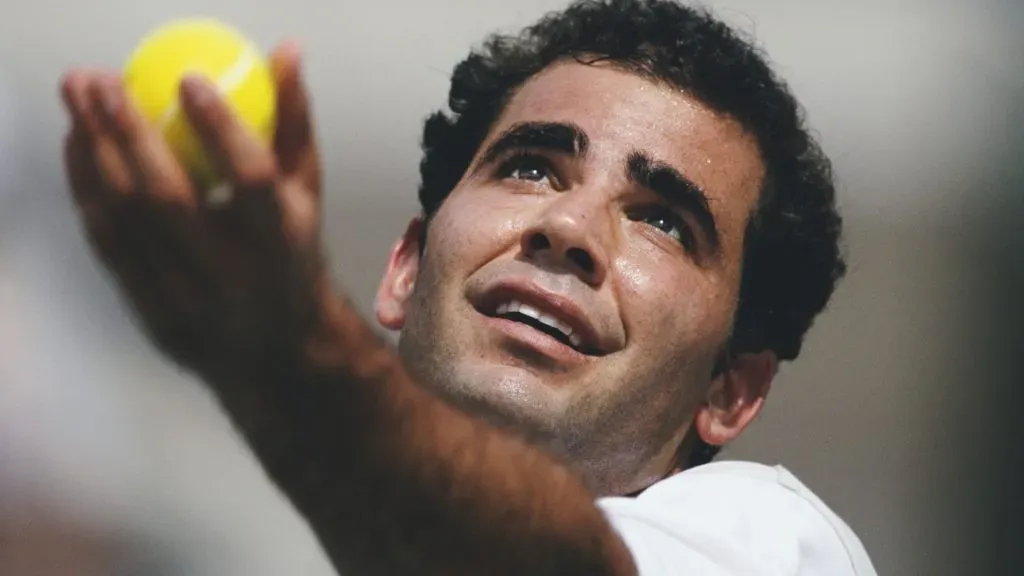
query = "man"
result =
(58, 0, 877, 574)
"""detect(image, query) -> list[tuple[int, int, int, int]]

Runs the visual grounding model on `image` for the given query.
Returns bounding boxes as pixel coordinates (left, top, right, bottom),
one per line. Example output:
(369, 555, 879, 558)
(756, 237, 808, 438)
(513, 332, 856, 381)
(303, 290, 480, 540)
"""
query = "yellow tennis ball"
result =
(123, 18, 277, 187)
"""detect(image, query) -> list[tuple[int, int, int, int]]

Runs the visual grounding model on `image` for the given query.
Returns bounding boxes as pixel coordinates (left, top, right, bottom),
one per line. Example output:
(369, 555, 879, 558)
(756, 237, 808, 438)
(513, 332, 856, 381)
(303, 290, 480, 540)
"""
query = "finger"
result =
(91, 74, 196, 208)
(267, 43, 320, 245)
(60, 71, 105, 204)
(63, 124, 111, 238)
(270, 42, 317, 183)
(179, 74, 278, 191)
(63, 126, 99, 202)
(61, 70, 123, 261)
(60, 69, 101, 137)
(84, 72, 136, 196)
(61, 71, 114, 202)
(85, 73, 228, 307)
(64, 74, 212, 355)
(178, 71, 306, 301)
(60, 70, 92, 139)
(93, 73, 220, 259)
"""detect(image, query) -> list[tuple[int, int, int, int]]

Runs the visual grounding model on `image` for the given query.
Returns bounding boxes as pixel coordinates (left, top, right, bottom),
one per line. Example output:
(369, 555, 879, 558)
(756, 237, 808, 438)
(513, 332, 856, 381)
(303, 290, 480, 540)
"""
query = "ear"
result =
(694, 351, 776, 448)
(374, 217, 424, 331)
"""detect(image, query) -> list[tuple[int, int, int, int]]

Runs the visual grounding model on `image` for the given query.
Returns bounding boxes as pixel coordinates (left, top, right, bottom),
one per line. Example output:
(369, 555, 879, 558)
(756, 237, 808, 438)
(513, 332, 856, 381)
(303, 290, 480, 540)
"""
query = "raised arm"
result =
(58, 44, 635, 576)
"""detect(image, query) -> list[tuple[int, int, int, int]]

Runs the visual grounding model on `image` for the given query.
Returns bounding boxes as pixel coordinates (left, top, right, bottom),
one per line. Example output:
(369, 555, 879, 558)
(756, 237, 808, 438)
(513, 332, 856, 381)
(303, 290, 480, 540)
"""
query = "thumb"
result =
(271, 42, 318, 188)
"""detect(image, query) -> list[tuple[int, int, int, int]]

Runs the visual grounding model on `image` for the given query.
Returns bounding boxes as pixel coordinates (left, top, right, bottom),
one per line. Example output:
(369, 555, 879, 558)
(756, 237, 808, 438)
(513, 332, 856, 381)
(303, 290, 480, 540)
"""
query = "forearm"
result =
(213, 295, 636, 576)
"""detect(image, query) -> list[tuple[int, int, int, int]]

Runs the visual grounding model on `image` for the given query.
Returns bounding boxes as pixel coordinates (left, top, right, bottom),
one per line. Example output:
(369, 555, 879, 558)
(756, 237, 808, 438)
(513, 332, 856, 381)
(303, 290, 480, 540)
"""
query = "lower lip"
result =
(481, 314, 590, 364)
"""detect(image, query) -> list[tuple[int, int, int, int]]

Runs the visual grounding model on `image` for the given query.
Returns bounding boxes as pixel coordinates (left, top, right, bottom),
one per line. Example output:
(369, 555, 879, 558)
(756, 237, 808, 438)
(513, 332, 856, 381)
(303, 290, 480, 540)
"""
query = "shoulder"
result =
(596, 461, 877, 576)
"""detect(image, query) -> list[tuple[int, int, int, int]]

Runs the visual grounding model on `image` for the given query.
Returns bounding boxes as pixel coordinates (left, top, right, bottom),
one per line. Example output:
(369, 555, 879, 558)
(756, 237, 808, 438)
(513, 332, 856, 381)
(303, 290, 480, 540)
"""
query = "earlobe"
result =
(694, 351, 776, 448)
(374, 217, 425, 331)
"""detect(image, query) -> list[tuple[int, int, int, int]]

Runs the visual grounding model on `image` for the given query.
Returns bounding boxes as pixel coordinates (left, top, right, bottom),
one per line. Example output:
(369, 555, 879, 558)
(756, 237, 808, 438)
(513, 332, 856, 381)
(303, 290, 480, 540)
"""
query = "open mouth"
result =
(482, 297, 601, 356)
(496, 300, 581, 349)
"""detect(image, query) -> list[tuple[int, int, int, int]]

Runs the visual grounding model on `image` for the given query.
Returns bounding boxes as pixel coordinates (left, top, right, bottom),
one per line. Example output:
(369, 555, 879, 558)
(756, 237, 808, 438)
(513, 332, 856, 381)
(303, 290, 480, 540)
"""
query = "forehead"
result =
(489, 60, 765, 233)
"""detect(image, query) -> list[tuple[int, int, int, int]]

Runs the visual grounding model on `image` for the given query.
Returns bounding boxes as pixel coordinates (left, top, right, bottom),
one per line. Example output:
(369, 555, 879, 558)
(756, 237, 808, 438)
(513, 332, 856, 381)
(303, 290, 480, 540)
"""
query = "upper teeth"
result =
(497, 300, 583, 348)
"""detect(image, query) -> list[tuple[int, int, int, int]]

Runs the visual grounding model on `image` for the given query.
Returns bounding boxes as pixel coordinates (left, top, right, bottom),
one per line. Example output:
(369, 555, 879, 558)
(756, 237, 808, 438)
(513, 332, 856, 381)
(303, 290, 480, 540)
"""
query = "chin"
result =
(434, 360, 571, 441)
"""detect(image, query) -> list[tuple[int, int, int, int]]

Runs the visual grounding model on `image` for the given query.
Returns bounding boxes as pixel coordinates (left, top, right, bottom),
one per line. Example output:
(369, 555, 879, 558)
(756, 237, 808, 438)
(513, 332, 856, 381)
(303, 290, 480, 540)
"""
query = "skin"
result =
(0, 504, 125, 576)
(379, 60, 775, 495)
(58, 44, 776, 576)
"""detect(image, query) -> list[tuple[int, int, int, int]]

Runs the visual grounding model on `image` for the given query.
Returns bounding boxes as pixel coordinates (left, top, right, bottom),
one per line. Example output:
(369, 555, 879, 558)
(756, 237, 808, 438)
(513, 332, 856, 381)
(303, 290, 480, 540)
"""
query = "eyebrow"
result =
(627, 151, 720, 252)
(479, 121, 590, 166)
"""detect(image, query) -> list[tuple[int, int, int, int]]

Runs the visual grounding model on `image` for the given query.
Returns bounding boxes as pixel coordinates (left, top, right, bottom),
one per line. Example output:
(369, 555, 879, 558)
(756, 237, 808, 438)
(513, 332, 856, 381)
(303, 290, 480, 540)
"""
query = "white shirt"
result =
(597, 461, 877, 575)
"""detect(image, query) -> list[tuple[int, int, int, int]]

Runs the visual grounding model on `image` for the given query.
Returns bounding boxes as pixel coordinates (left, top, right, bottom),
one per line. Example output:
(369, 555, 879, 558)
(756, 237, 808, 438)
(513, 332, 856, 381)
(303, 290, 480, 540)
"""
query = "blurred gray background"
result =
(0, 0, 1021, 574)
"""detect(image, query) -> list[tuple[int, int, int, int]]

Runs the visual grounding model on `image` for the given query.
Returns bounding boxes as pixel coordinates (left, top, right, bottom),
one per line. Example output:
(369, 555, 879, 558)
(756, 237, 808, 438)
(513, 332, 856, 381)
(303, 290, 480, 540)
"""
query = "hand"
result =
(60, 43, 329, 384)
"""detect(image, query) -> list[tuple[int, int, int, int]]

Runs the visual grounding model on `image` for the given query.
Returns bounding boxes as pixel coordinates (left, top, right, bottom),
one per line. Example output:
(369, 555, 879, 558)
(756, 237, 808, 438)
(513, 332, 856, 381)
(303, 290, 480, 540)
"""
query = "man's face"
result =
(377, 61, 769, 494)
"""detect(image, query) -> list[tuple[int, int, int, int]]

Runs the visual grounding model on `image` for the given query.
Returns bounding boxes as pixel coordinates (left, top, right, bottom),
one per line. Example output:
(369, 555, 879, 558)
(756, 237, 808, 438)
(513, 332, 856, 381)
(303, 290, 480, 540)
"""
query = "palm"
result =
(60, 43, 328, 381)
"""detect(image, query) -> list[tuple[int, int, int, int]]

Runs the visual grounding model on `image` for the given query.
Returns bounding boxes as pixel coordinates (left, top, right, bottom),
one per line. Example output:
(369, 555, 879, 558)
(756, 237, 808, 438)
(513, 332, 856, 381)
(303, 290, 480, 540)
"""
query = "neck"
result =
(505, 421, 690, 497)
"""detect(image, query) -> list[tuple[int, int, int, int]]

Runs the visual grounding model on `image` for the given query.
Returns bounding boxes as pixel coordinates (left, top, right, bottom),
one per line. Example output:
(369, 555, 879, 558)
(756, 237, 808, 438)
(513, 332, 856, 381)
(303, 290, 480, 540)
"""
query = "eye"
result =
(497, 153, 554, 185)
(628, 206, 694, 249)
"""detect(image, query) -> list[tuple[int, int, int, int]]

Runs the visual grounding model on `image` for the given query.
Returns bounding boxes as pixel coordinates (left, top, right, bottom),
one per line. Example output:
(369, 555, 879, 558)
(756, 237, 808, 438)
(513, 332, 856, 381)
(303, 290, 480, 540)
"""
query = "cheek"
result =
(419, 193, 524, 295)
(429, 189, 534, 269)
(614, 256, 686, 342)
(613, 248, 735, 352)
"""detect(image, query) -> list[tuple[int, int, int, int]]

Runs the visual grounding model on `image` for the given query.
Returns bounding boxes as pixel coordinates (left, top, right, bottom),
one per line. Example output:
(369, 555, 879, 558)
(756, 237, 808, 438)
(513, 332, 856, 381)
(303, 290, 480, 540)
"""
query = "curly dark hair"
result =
(416, 0, 846, 468)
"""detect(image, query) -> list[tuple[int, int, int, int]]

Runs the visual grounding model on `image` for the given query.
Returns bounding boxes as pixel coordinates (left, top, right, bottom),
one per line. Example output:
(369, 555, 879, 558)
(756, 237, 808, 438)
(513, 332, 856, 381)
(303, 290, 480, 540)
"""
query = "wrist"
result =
(203, 278, 393, 430)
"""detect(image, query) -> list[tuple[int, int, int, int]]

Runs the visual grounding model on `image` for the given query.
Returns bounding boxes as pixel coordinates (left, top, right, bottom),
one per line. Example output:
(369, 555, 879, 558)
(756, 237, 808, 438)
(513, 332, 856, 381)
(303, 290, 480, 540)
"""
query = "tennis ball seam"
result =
(156, 46, 262, 130)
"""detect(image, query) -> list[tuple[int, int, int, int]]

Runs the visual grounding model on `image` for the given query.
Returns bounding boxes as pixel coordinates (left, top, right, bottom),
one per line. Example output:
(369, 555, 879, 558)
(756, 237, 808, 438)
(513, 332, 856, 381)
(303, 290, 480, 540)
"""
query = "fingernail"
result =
(98, 77, 122, 118)
(272, 41, 302, 78)
(283, 40, 302, 58)
(181, 74, 214, 107)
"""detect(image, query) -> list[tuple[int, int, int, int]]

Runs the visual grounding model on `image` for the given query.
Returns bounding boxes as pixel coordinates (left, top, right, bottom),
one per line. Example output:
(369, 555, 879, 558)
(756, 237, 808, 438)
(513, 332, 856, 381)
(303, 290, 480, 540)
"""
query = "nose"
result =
(520, 196, 610, 286)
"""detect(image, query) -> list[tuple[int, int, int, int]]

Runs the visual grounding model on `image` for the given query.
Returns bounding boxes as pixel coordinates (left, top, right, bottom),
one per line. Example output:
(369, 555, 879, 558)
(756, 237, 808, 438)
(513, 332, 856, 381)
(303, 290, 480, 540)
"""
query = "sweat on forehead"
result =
(477, 62, 764, 238)
(480, 119, 723, 253)
(416, 0, 844, 367)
